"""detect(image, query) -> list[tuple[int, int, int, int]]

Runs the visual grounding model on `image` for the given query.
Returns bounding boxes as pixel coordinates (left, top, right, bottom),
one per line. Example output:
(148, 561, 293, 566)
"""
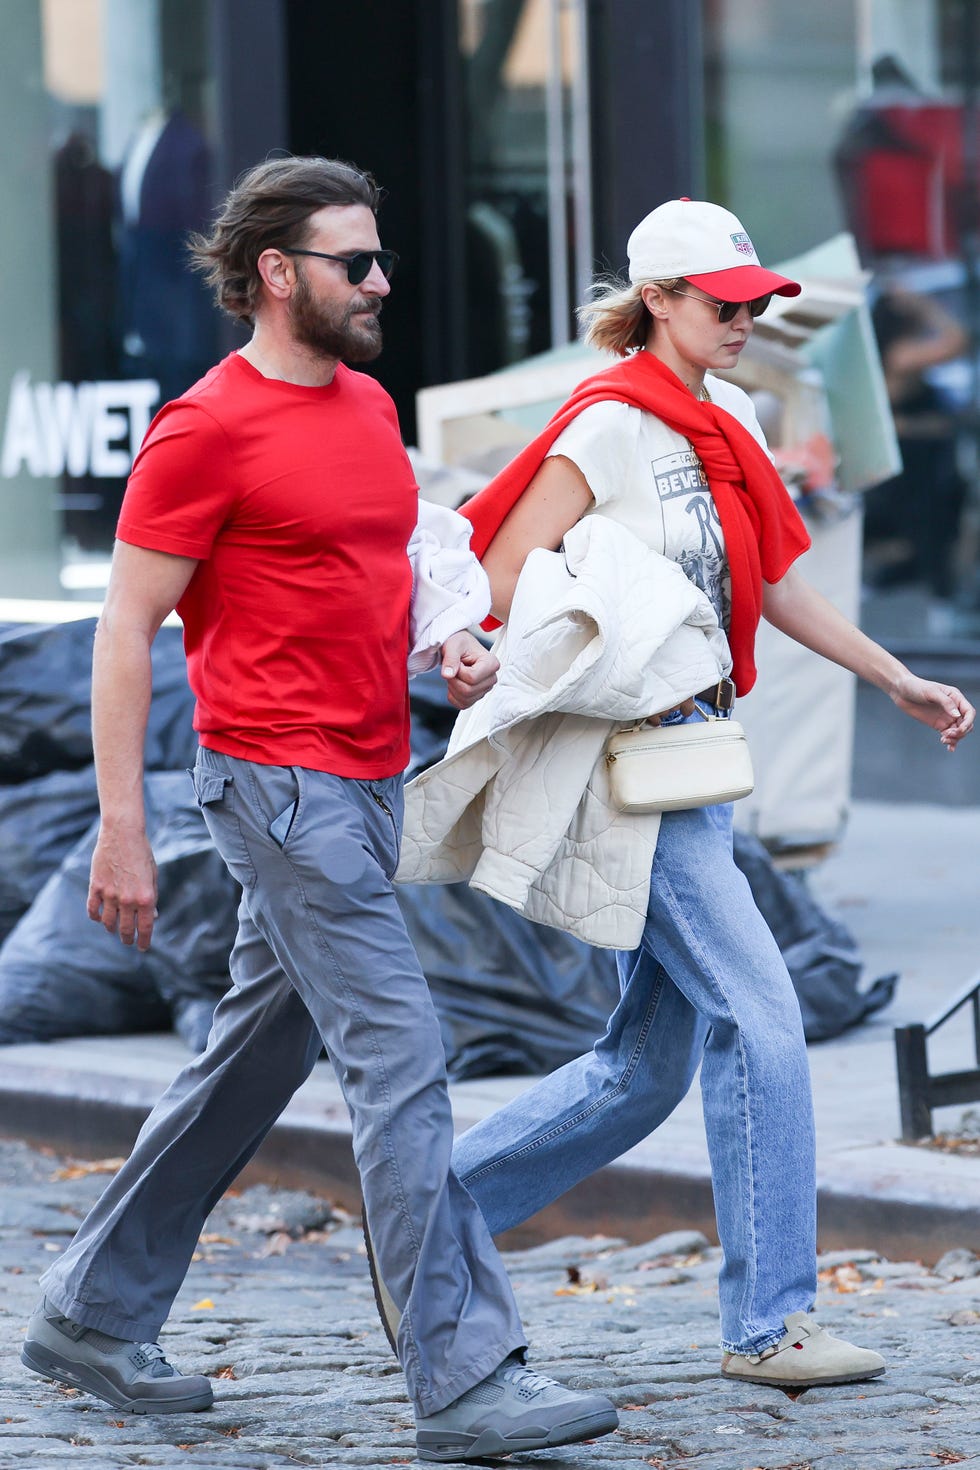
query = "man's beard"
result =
(288, 270, 383, 362)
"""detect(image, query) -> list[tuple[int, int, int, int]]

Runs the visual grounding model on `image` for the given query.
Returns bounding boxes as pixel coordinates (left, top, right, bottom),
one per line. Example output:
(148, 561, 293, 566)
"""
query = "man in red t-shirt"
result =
(21, 157, 617, 1462)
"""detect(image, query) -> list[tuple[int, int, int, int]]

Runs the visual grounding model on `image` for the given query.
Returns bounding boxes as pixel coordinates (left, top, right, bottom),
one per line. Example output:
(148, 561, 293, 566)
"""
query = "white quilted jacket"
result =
(396, 514, 731, 949)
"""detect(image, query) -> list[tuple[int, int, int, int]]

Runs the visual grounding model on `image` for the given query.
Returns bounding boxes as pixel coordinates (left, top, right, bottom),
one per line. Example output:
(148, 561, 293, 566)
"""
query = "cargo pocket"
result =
(192, 768, 232, 809)
(191, 764, 256, 889)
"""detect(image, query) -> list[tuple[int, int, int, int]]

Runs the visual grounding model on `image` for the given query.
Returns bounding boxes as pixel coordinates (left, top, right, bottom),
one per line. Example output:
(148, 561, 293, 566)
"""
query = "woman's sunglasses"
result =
(281, 247, 399, 285)
(669, 286, 773, 324)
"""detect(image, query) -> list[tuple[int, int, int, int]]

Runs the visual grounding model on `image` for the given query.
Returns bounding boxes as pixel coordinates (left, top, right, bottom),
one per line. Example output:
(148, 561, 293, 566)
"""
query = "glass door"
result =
(456, 0, 592, 377)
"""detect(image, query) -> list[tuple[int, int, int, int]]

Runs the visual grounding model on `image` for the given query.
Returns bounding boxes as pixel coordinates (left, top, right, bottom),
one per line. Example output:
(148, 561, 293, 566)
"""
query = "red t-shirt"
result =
(117, 352, 417, 776)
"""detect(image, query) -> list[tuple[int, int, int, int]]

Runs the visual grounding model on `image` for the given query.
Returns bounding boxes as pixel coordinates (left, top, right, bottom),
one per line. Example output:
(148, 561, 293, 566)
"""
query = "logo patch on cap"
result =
(731, 231, 754, 257)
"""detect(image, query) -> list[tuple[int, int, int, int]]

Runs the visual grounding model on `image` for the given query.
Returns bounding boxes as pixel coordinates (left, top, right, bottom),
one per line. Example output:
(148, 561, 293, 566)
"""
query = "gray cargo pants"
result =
(40, 748, 526, 1415)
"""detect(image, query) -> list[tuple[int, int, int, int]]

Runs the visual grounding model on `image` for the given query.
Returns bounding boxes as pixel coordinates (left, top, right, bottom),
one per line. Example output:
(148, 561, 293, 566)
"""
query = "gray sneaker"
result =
(21, 1297, 213, 1414)
(415, 1353, 618, 1462)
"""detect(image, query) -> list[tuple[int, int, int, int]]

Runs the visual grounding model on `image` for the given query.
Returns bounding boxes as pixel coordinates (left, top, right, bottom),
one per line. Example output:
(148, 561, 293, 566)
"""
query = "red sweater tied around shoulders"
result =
(460, 351, 810, 694)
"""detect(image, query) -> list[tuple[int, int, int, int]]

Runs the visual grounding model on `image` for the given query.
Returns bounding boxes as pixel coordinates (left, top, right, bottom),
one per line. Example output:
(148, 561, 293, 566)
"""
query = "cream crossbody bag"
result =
(604, 709, 754, 814)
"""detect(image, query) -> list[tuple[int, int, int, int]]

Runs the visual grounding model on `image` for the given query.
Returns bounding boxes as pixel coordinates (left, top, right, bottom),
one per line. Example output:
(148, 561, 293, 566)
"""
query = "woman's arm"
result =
(762, 567, 975, 750)
(482, 455, 595, 621)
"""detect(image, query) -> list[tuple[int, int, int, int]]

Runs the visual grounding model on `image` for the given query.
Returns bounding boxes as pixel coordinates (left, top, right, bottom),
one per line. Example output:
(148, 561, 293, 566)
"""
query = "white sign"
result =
(1, 374, 160, 479)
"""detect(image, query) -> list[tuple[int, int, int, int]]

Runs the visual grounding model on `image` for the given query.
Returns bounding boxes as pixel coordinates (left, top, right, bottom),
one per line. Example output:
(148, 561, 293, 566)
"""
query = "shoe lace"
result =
(498, 1362, 555, 1399)
(131, 1342, 175, 1378)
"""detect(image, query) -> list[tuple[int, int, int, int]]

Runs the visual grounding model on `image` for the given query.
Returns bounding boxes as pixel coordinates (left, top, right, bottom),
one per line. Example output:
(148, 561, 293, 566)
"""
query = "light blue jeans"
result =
(453, 712, 817, 1356)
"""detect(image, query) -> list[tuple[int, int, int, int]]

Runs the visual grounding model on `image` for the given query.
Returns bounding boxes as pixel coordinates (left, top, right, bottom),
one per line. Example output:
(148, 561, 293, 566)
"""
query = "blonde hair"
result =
(578, 274, 681, 356)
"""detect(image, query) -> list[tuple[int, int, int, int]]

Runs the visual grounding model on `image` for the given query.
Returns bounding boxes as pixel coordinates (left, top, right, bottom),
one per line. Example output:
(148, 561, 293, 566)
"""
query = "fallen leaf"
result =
(560, 1263, 607, 1292)
(191, 1298, 215, 1311)
(214, 1366, 237, 1380)
(199, 1234, 238, 1246)
(52, 1158, 126, 1181)
(817, 1264, 863, 1293)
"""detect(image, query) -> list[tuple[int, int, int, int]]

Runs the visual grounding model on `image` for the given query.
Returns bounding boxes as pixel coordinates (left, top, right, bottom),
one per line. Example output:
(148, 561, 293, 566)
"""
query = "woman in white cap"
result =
(409, 200, 974, 1387)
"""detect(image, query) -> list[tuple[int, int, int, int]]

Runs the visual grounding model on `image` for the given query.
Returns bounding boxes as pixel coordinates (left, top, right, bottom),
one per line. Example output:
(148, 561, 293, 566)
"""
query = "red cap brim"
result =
(684, 265, 801, 301)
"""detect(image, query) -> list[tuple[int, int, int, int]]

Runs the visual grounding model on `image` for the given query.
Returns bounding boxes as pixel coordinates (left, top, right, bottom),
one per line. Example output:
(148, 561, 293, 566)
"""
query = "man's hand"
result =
(439, 630, 500, 710)
(87, 826, 159, 952)
(891, 674, 975, 751)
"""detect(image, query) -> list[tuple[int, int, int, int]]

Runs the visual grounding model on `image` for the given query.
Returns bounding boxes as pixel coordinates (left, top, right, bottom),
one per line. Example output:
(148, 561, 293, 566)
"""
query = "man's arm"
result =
(762, 567, 975, 750)
(88, 541, 199, 950)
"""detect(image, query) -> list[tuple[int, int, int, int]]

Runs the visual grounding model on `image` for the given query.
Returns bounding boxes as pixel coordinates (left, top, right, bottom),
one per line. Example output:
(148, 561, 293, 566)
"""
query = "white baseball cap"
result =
(627, 198, 801, 301)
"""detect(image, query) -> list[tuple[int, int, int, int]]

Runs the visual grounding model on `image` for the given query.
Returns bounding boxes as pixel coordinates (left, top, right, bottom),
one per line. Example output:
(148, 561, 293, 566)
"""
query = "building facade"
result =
(1, 0, 976, 640)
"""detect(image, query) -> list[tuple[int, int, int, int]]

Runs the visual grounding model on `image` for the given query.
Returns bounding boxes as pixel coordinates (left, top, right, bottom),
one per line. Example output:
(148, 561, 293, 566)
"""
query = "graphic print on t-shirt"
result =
(649, 449, 729, 626)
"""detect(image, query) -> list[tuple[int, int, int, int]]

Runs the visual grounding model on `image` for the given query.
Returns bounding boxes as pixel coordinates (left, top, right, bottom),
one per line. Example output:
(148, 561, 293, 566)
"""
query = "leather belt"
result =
(696, 677, 736, 711)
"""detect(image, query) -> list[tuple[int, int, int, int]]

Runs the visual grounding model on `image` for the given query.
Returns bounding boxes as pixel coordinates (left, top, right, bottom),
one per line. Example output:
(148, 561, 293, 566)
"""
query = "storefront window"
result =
(704, 0, 980, 644)
(0, 0, 218, 598)
(457, 0, 591, 377)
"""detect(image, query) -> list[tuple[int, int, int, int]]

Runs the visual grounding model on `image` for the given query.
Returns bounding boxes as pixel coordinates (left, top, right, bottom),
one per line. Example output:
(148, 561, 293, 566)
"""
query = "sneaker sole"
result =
(721, 1363, 886, 1388)
(361, 1207, 399, 1357)
(21, 1342, 214, 1414)
(416, 1406, 620, 1462)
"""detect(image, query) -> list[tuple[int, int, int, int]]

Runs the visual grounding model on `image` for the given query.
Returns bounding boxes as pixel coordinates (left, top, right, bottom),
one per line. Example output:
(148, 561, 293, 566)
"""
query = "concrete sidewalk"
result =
(2, 800, 978, 1264)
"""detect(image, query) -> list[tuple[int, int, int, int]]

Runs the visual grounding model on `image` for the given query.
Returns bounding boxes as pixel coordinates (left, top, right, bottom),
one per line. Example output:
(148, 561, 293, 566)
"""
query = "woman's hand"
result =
(890, 673, 975, 751)
(763, 570, 975, 751)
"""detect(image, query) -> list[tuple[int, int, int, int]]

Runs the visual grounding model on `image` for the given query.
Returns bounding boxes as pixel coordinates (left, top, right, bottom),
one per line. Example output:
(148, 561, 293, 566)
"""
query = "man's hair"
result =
(188, 155, 382, 324)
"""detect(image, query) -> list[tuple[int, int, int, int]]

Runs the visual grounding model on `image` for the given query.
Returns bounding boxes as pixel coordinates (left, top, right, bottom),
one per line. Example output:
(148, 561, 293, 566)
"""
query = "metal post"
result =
(546, 0, 571, 347)
(894, 1023, 934, 1141)
(569, 0, 595, 316)
(957, 0, 980, 610)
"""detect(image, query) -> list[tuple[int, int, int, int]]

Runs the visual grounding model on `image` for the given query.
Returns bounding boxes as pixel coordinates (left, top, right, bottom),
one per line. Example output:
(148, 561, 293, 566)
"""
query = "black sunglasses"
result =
(281, 247, 399, 285)
(669, 286, 773, 324)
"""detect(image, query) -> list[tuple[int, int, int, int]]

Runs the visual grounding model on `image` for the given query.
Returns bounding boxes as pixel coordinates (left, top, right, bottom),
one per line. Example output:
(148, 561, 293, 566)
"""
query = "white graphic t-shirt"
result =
(546, 373, 772, 633)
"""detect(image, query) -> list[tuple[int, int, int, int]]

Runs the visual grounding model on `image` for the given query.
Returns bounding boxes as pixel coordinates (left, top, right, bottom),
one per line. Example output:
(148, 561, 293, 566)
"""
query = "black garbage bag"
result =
(0, 620, 197, 782)
(732, 829, 897, 1042)
(395, 882, 620, 1080)
(0, 771, 238, 1051)
(0, 619, 893, 1066)
(0, 766, 100, 943)
(405, 668, 460, 778)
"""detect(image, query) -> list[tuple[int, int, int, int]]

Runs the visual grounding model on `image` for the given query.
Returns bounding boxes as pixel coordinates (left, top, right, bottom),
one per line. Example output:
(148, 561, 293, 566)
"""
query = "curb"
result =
(3, 1075, 976, 1266)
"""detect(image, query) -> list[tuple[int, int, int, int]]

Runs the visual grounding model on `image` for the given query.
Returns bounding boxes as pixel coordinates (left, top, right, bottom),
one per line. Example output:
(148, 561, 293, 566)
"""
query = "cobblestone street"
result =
(2, 1140, 979, 1470)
